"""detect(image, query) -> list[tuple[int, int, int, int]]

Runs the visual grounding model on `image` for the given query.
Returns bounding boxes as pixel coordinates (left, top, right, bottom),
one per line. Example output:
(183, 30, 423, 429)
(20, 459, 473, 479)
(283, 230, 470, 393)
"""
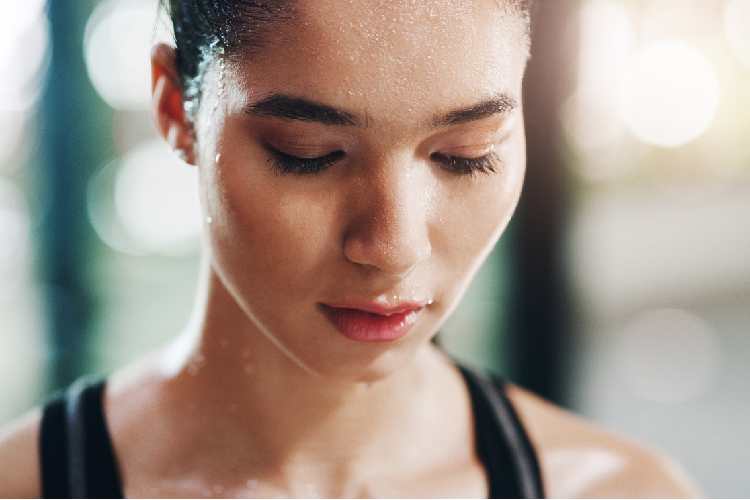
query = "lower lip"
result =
(319, 305, 424, 343)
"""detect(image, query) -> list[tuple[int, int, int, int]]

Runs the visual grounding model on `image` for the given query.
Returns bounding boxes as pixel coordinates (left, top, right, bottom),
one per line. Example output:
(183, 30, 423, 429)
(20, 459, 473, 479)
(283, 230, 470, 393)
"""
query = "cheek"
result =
(430, 159, 524, 318)
(199, 160, 340, 301)
(434, 130, 525, 268)
(197, 121, 525, 312)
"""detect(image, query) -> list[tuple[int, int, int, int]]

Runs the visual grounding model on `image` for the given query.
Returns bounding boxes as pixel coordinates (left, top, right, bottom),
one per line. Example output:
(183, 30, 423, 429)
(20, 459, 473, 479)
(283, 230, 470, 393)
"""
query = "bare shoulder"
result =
(505, 385, 702, 499)
(0, 409, 42, 498)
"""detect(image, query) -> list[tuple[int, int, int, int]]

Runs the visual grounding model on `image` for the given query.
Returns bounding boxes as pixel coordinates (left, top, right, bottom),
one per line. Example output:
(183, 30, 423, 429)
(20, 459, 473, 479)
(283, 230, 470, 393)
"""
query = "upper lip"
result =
(319, 300, 432, 316)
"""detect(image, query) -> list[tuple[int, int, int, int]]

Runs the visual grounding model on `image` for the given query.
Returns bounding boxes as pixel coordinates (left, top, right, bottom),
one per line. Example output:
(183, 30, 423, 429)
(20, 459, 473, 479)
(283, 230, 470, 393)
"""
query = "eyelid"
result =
(260, 124, 352, 157)
(265, 140, 342, 159)
(438, 143, 496, 158)
(427, 118, 512, 158)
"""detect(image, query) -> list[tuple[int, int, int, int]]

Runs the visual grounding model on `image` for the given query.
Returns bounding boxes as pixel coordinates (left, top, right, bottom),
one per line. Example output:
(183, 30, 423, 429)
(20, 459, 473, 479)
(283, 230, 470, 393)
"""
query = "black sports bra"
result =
(39, 367, 545, 498)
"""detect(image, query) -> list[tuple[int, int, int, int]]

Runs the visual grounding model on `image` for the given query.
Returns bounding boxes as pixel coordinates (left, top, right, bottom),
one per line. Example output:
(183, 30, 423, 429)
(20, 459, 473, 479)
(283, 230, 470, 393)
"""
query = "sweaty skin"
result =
(0, 0, 700, 497)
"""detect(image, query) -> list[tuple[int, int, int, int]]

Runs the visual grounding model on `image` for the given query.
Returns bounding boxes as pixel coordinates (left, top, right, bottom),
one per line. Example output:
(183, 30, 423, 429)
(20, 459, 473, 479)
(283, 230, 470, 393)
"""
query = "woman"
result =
(0, 0, 699, 497)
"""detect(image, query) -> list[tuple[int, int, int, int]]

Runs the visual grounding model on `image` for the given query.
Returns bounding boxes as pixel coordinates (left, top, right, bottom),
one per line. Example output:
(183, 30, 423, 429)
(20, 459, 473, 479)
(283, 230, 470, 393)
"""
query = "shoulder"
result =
(505, 385, 702, 498)
(0, 408, 42, 498)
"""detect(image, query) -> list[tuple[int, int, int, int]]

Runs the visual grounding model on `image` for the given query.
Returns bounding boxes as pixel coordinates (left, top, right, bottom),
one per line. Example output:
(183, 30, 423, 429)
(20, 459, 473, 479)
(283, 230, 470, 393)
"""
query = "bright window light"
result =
(0, 0, 48, 167)
(724, 0, 750, 72)
(618, 40, 720, 148)
(0, 0, 47, 82)
(0, 12, 49, 112)
(566, 0, 636, 151)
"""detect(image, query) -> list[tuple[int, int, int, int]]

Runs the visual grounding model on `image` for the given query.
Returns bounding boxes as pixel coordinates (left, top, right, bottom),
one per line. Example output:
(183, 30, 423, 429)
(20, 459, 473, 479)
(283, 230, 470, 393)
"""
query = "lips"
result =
(318, 303, 426, 342)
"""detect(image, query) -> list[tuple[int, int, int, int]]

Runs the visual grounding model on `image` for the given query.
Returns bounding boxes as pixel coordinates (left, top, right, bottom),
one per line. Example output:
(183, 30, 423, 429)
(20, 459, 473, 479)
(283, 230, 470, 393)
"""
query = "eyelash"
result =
(267, 148, 345, 176)
(266, 147, 499, 177)
(430, 152, 499, 177)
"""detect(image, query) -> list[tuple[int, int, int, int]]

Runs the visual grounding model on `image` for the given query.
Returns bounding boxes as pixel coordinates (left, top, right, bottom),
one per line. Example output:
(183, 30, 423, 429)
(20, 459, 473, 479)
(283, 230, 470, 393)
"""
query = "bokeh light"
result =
(88, 140, 202, 256)
(84, 0, 159, 110)
(0, 0, 49, 112)
(565, 0, 636, 152)
(615, 308, 721, 403)
(618, 40, 720, 148)
(0, 0, 49, 169)
(641, 0, 723, 43)
(723, 0, 750, 71)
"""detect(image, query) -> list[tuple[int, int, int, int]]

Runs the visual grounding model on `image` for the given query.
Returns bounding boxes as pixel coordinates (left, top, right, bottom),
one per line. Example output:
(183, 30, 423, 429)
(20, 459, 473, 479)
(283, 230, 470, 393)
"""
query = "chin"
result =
(310, 338, 436, 386)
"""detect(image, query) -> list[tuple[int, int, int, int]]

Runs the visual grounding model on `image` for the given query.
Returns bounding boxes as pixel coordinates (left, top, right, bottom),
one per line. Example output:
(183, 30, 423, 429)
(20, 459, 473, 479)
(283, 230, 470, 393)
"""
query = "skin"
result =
(0, 0, 701, 497)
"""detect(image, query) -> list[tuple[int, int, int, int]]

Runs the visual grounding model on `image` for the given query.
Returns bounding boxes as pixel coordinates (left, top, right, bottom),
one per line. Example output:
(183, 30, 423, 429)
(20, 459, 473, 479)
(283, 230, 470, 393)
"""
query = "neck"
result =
(156, 257, 461, 468)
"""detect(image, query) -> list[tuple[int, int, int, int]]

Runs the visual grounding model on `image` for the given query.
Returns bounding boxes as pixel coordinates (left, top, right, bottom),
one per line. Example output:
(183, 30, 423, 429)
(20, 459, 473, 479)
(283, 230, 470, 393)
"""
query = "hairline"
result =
(166, 0, 532, 114)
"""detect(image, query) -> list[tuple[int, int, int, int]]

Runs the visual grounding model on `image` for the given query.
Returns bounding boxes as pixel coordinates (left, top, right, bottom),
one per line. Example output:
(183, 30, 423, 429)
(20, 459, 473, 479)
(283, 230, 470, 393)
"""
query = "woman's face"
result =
(191, 0, 529, 381)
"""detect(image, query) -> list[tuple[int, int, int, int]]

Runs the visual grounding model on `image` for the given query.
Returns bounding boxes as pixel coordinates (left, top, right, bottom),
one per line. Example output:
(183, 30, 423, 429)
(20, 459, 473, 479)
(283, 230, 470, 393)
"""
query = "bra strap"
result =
(66, 377, 92, 498)
(40, 392, 69, 498)
(40, 378, 123, 498)
(459, 366, 545, 498)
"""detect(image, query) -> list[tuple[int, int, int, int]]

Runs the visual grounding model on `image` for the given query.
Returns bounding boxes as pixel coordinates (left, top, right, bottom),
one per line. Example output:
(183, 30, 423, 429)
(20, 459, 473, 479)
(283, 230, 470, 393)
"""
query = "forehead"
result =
(221, 0, 528, 125)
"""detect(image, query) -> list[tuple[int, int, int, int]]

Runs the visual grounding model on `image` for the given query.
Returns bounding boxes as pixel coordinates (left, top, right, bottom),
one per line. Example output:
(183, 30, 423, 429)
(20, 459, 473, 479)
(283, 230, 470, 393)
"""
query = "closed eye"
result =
(266, 147, 500, 177)
(266, 147, 346, 176)
(431, 152, 500, 177)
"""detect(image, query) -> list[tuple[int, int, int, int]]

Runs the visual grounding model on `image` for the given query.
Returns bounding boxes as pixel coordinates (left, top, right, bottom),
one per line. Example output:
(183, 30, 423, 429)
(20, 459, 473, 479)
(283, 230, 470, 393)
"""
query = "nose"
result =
(343, 158, 432, 277)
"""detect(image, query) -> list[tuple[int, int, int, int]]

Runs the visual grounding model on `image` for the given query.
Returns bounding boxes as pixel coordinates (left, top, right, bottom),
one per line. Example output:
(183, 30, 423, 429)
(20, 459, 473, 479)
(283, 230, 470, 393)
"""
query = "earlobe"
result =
(151, 43, 196, 164)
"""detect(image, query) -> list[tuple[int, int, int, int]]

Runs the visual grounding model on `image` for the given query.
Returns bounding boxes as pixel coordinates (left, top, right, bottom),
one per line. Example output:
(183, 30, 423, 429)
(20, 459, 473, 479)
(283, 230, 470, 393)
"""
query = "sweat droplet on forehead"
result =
(247, 0, 529, 120)
(192, 0, 528, 141)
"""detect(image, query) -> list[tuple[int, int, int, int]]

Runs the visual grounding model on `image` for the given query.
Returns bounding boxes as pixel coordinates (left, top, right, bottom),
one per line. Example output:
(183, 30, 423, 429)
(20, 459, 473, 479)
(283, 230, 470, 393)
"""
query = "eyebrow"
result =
(430, 95, 518, 129)
(245, 93, 517, 129)
(246, 94, 361, 127)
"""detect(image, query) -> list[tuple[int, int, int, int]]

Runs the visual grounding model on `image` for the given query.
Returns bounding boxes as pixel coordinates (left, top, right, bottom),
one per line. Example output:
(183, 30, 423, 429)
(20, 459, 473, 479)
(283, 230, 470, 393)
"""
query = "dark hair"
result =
(159, 0, 531, 106)
(159, 0, 293, 106)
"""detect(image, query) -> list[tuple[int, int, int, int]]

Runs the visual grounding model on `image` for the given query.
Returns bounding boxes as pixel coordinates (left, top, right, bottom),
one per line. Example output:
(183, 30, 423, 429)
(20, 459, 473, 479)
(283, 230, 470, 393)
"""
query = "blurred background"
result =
(0, 0, 748, 496)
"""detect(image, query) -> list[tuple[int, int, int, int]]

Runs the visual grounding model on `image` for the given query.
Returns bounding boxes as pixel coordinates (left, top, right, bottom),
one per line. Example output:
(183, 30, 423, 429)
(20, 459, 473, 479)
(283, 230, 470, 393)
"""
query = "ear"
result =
(151, 43, 196, 164)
